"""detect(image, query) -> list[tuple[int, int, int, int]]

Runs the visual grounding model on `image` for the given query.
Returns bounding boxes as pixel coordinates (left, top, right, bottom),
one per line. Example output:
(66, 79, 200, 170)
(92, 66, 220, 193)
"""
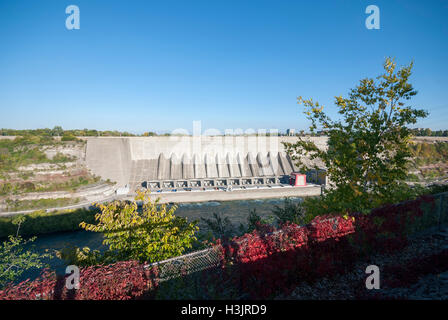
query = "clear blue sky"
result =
(0, 0, 447, 134)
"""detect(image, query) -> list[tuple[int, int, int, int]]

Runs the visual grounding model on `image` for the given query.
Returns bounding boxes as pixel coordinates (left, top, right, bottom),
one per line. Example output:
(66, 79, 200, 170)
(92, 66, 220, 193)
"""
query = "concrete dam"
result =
(85, 136, 327, 196)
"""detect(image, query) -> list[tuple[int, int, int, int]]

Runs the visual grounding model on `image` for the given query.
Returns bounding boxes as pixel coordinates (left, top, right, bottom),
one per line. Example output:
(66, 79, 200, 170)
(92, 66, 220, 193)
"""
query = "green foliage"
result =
(51, 152, 76, 163)
(0, 235, 51, 289)
(410, 128, 448, 137)
(0, 208, 98, 238)
(51, 126, 64, 137)
(0, 175, 99, 196)
(271, 198, 313, 225)
(284, 58, 428, 214)
(302, 183, 426, 217)
(246, 209, 262, 232)
(0, 216, 52, 289)
(201, 212, 236, 240)
(406, 173, 420, 182)
(409, 142, 448, 167)
(11, 216, 26, 237)
(421, 184, 448, 195)
(0, 136, 78, 175)
(55, 246, 103, 267)
(61, 133, 78, 142)
(79, 191, 199, 264)
(0, 127, 137, 137)
(0, 139, 48, 173)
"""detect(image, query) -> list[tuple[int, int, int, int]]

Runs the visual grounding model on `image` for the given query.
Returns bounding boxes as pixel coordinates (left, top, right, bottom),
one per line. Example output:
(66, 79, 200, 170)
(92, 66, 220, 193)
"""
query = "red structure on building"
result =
(289, 172, 307, 186)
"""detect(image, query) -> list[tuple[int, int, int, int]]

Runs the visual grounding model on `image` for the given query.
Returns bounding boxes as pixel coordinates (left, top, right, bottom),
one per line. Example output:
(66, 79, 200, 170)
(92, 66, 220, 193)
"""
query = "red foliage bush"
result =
(219, 195, 436, 299)
(0, 260, 159, 300)
(352, 195, 435, 254)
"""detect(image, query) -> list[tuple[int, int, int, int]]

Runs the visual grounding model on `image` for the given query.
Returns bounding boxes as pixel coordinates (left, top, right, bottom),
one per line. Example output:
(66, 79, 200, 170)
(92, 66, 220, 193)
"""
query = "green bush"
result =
(61, 134, 78, 142)
(79, 191, 199, 264)
(272, 198, 313, 225)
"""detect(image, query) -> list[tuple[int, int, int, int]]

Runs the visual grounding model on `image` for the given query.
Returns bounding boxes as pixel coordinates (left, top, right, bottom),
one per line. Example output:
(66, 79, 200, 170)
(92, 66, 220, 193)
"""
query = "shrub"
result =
(80, 191, 199, 264)
(201, 212, 236, 240)
(0, 260, 158, 300)
(272, 197, 311, 225)
(61, 134, 78, 142)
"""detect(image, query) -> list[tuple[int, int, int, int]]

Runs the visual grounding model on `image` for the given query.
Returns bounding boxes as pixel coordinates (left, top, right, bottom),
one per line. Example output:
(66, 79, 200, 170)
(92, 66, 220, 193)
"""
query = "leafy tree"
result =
(80, 191, 199, 264)
(51, 126, 64, 137)
(284, 58, 428, 214)
(0, 216, 51, 289)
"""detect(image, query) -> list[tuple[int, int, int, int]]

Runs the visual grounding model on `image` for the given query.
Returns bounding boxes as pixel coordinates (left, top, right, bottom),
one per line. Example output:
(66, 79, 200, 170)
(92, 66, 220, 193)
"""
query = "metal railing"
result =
(143, 246, 223, 282)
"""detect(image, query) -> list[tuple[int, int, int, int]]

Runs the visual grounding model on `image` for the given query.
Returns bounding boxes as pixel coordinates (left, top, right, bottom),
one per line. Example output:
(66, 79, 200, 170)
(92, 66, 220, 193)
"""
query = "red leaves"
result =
(354, 195, 436, 253)
(218, 195, 436, 299)
(308, 215, 355, 242)
(0, 260, 159, 300)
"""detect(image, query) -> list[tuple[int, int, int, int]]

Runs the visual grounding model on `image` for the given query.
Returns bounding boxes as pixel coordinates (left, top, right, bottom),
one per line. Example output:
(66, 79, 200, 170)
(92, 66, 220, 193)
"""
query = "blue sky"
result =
(0, 0, 447, 134)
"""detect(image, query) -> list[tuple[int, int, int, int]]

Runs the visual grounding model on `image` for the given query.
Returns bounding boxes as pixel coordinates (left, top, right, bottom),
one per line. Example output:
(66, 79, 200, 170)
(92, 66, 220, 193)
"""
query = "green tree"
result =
(51, 126, 64, 137)
(284, 58, 428, 214)
(0, 216, 51, 289)
(80, 191, 199, 264)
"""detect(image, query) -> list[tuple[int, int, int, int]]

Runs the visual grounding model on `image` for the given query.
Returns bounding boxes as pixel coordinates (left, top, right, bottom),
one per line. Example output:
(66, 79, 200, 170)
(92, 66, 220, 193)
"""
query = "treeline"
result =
(0, 127, 137, 137)
(2, 127, 447, 138)
(411, 128, 448, 137)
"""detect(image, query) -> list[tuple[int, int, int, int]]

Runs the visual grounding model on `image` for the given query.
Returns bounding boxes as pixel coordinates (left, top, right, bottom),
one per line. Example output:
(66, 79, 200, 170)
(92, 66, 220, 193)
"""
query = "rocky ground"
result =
(0, 141, 114, 213)
(277, 226, 448, 300)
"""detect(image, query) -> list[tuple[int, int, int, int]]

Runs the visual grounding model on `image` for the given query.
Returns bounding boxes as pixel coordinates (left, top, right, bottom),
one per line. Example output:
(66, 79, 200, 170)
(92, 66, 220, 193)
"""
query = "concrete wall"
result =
(85, 138, 132, 186)
(85, 136, 328, 187)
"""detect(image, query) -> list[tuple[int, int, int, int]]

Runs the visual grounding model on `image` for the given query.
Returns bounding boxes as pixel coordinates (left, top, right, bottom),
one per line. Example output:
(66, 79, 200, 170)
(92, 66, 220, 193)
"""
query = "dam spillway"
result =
(131, 151, 297, 189)
(85, 136, 328, 191)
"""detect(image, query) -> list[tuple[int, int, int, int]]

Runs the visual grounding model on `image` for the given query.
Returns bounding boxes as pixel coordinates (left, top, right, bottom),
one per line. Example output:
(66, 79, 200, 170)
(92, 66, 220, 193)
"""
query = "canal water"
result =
(19, 197, 302, 282)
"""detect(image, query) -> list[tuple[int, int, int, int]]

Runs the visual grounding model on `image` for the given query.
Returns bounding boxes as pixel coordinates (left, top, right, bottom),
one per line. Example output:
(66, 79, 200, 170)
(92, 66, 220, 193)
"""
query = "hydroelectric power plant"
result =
(84, 136, 328, 202)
